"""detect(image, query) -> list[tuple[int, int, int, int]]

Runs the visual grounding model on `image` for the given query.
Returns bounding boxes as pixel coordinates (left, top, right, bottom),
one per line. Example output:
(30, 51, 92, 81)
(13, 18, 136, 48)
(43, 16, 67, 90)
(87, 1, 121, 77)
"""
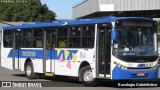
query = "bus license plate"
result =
(137, 73, 145, 76)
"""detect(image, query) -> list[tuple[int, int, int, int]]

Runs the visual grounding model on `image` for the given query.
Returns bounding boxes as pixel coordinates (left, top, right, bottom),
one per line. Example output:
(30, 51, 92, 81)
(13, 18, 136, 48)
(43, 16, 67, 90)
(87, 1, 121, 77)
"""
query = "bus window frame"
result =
(3, 30, 13, 48)
(21, 28, 43, 48)
(45, 27, 57, 49)
(55, 24, 96, 49)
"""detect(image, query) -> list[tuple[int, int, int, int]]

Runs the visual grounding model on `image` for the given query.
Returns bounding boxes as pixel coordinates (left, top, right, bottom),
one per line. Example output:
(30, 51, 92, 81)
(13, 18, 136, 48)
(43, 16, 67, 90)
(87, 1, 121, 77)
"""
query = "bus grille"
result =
(131, 74, 149, 78)
(127, 67, 152, 70)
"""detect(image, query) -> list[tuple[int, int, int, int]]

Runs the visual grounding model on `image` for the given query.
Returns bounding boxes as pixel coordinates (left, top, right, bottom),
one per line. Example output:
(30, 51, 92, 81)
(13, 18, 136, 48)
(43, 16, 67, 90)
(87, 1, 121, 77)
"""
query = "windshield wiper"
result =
(135, 31, 139, 55)
(145, 29, 150, 54)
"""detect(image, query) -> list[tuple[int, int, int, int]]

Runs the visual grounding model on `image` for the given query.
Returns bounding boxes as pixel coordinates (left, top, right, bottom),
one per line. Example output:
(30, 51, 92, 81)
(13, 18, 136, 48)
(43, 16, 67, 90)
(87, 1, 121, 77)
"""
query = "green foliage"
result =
(0, 0, 56, 22)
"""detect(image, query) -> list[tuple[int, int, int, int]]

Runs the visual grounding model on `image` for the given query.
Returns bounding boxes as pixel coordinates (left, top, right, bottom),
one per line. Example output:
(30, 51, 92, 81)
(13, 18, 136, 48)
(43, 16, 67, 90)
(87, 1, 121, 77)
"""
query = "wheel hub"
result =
(26, 65, 32, 76)
(84, 70, 93, 82)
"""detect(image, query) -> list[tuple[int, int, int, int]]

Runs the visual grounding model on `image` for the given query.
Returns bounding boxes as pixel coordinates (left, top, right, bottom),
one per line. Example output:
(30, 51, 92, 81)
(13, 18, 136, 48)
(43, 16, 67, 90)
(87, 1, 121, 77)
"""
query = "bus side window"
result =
(83, 26, 95, 36)
(57, 28, 68, 48)
(82, 25, 95, 48)
(82, 37, 94, 48)
(58, 39, 67, 48)
(69, 27, 81, 48)
(3, 31, 13, 47)
(36, 40, 42, 48)
(46, 34, 52, 48)
(69, 38, 80, 48)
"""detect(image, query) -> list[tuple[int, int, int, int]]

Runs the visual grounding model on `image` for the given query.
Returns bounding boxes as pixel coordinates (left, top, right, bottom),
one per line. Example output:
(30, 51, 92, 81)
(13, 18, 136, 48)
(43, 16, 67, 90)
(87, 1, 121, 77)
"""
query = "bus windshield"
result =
(113, 28, 158, 61)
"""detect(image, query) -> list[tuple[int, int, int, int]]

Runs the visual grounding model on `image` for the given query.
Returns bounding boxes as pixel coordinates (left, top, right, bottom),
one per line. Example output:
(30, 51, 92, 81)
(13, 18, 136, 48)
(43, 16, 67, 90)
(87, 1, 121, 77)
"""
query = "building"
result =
(73, 0, 160, 19)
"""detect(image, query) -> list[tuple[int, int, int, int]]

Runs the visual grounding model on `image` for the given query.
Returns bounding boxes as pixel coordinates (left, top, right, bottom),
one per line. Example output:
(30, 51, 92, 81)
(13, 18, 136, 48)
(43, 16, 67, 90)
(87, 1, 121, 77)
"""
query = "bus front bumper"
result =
(112, 66, 159, 80)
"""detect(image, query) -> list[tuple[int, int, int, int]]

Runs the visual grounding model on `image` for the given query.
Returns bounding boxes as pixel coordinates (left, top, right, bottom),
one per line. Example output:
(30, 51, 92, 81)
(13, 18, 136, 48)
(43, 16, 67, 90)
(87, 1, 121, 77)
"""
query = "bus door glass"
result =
(46, 29, 56, 73)
(14, 30, 21, 70)
(97, 23, 112, 77)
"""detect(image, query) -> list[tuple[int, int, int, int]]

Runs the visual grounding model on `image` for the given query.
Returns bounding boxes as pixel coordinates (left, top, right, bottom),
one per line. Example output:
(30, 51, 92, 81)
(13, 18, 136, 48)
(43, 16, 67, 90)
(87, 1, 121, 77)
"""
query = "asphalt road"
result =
(0, 65, 160, 90)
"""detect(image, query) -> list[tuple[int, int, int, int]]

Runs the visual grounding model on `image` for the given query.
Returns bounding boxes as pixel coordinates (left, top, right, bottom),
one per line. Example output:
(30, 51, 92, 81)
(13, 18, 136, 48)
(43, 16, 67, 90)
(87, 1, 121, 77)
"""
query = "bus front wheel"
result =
(79, 66, 97, 86)
(25, 62, 38, 79)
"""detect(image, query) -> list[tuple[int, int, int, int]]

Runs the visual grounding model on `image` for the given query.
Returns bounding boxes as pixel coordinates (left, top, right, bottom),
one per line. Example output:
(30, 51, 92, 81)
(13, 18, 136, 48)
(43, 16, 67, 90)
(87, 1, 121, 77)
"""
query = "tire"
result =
(25, 62, 39, 79)
(79, 66, 97, 86)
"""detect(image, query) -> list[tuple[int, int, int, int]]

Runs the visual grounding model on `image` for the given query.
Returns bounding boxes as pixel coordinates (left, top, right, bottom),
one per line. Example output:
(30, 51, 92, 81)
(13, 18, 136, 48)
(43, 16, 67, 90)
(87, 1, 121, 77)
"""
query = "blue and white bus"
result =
(1, 16, 159, 86)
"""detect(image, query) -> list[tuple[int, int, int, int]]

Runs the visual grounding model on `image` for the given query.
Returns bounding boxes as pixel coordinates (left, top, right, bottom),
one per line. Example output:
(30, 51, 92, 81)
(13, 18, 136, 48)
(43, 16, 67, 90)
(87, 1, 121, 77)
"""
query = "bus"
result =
(1, 16, 159, 86)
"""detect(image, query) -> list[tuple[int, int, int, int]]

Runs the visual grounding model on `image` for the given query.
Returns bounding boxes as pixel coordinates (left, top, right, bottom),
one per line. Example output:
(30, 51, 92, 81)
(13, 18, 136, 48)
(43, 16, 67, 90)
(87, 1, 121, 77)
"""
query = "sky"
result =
(41, 0, 83, 19)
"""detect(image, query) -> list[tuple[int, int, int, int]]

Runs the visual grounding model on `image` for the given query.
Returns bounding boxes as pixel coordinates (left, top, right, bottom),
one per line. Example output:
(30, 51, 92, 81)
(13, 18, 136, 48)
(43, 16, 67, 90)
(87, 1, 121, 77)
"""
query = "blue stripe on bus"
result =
(112, 66, 158, 80)
(7, 49, 78, 60)
(7, 49, 43, 59)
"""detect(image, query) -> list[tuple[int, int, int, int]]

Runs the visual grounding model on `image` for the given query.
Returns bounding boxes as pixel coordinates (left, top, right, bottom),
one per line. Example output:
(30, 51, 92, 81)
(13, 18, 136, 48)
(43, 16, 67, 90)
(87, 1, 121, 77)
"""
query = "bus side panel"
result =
(32, 59, 43, 73)
(1, 58, 5, 68)
(46, 58, 55, 73)
(20, 58, 26, 71)
(1, 58, 13, 70)
(54, 49, 96, 77)
(19, 49, 44, 73)
(18, 58, 44, 73)
(54, 48, 78, 76)
(19, 49, 53, 73)
(1, 48, 13, 70)
(46, 60, 51, 72)
(45, 50, 55, 73)
(72, 49, 96, 77)
(54, 61, 79, 76)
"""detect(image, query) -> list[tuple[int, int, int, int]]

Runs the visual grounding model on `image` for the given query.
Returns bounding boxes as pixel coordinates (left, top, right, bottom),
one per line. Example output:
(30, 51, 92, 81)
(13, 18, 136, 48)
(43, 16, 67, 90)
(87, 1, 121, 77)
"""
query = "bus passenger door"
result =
(13, 30, 21, 70)
(46, 30, 56, 73)
(97, 24, 111, 78)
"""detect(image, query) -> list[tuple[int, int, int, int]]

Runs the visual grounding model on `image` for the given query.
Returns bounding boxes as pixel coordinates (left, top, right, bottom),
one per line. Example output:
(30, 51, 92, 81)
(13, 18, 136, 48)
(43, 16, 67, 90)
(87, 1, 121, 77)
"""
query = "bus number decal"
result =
(80, 52, 86, 59)
(22, 51, 36, 57)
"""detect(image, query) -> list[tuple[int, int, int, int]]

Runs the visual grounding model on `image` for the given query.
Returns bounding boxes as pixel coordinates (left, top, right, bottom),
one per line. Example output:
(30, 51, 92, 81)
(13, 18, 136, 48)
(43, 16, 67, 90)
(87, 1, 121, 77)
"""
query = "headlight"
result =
(113, 61, 127, 70)
(151, 64, 159, 70)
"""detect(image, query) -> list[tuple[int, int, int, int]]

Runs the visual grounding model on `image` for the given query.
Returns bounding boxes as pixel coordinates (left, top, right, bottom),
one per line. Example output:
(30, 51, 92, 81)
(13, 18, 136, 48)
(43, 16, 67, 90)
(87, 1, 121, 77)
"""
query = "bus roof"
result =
(3, 16, 154, 30)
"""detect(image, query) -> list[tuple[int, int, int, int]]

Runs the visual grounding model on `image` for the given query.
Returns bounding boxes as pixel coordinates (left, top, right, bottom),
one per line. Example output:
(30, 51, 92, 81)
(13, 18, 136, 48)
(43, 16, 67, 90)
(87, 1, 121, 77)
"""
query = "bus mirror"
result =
(114, 44, 118, 49)
(112, 30, 116, 40)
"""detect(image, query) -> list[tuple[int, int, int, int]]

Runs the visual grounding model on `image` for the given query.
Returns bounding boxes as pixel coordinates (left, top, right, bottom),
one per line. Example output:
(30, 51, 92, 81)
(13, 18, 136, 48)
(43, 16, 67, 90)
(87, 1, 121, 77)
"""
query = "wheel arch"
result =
(78, 61, 91, 81)
(24, 58, 32, 70)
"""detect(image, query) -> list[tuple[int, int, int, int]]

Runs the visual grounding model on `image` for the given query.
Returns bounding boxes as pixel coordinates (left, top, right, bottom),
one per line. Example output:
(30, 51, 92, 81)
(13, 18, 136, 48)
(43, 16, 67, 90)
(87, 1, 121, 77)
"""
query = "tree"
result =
(0, 0, 56, 22)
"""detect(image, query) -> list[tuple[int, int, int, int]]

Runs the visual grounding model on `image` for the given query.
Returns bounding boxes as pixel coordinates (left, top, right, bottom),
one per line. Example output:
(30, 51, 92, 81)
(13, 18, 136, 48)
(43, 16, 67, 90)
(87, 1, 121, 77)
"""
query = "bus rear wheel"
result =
(25, 62, 38, 79)
(79, 66, 97, 86)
